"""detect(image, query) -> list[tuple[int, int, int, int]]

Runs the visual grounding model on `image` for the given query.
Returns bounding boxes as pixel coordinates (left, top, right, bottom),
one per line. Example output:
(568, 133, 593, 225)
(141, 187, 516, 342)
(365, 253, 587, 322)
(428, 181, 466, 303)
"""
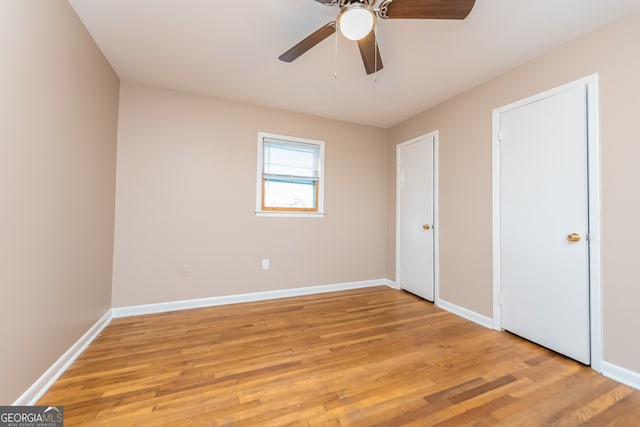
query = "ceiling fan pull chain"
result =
(334, 22, 339, 78)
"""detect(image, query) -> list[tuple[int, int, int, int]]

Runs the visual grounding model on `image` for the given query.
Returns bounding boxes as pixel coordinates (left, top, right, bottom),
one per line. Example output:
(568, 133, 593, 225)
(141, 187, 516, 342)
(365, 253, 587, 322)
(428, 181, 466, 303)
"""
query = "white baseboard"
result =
(18, 281, 637, 410)
(13, 310, 112, 406)
(14, 279, 394, 404)
(382, 278, 398, 289)
(436, 298, 493, 329)
(602, 361, 640, 390)
(112, 279, 391, 318)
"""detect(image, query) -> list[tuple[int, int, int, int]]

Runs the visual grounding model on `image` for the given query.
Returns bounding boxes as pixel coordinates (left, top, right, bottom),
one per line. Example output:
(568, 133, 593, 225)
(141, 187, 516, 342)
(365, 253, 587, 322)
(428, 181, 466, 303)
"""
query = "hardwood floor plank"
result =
(432, 394, 515, 426)
(37, 287, 640, 425)
(553, 384, 636, 426)
(447, 375, 518, 404)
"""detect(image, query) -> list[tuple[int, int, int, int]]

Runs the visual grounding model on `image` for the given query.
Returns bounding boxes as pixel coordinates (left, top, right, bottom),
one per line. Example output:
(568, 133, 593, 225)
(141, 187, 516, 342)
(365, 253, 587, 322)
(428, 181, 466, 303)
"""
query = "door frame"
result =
(396, 131, 439, 303)
(491, 74, 602, 371)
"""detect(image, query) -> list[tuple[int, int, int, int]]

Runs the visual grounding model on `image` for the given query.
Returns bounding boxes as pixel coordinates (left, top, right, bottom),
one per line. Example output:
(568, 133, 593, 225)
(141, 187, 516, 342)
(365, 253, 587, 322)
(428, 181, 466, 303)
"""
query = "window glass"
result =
(257, 133, 325, 216)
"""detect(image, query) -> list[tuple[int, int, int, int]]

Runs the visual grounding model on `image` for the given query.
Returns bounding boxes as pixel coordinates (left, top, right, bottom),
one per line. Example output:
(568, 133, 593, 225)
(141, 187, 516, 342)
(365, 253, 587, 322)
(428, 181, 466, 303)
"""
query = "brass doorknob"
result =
(422, 224, 431, 230)
(567, 233, 581, 243)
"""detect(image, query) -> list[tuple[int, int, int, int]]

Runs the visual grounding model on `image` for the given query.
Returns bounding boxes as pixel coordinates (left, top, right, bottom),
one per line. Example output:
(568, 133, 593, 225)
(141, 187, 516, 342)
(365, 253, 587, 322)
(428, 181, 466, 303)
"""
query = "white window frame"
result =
(255, 132, 325, 218)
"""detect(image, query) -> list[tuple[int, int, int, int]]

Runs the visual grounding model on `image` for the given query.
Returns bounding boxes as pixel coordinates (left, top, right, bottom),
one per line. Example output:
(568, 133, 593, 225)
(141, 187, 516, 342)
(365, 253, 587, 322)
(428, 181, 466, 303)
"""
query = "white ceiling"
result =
(69, 0, 640, 128)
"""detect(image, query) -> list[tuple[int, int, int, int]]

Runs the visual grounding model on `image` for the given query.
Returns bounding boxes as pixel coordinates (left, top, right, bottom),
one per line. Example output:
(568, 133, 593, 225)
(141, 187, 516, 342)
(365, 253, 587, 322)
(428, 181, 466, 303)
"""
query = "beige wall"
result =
(112, 82, 388, 307)
(388, 10, 640, 373)
(0, 1, 119, 403)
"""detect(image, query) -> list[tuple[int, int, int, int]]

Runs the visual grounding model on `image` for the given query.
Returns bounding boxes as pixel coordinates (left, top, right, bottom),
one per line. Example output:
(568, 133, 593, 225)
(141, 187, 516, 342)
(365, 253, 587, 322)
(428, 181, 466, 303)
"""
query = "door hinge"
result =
(498, 129, 504, 142)
(499, 293, 504, 306)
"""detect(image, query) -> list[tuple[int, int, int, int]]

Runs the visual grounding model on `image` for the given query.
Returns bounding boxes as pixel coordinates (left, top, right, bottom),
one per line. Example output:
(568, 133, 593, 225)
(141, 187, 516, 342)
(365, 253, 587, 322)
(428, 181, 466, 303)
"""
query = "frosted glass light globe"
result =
(339, 6, 375, 41)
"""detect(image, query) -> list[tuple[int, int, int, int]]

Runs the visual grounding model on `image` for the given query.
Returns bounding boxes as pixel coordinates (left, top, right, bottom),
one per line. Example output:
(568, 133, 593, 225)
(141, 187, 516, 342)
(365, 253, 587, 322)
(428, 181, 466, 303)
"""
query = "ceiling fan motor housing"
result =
(331, 0, 393, 19)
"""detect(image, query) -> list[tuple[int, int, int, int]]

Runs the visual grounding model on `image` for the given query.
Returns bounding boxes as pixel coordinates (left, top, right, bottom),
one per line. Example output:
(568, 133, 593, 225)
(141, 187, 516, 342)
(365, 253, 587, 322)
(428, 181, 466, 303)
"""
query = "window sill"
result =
(255, 211, 326, 218)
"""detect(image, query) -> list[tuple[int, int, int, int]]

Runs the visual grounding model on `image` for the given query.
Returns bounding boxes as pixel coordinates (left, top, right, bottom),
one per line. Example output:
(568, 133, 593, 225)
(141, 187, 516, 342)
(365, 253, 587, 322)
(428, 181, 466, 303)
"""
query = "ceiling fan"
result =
(279, 0, 476, 75)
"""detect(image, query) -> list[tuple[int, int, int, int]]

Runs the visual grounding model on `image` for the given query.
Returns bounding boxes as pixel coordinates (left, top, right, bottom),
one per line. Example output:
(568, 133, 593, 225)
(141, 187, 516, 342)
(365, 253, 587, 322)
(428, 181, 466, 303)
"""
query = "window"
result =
(256, 132, 325, 217)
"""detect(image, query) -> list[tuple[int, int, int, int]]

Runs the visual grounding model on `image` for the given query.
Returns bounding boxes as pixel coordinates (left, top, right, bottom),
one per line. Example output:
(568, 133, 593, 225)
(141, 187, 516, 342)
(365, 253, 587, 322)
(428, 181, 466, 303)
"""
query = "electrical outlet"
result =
(262, 258, 270, 270)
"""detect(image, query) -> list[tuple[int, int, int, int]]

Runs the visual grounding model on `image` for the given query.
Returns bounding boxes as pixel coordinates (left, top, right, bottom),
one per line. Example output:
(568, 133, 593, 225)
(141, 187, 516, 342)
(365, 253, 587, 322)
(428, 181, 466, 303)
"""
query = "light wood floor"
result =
(39, 287, 640, 426)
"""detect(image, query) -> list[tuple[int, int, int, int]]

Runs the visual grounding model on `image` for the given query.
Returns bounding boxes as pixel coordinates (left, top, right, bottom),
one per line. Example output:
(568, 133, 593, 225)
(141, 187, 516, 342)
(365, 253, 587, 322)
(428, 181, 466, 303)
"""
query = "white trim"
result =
(437, 299, 494, 329)
(255, 131, 326, 217)
(433, 133, 440, 304)
(602, 361, 640, 391)
(395, 130, 439, 303)
(13, 310, 112, 406)
(112, 279, 387, 318)
(491, 74, 602, 370)
(491, 108, 502, 330)
(255, 211, 326, 218)
(383, 278, 398, 289)
(586, 75, 603, 372)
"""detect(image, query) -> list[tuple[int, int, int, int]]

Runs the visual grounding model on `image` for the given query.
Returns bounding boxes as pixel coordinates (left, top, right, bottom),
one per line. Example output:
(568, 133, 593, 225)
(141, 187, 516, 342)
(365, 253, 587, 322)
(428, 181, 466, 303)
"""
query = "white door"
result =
(499, 84, 590, 364)
(397, 135, 435, 301)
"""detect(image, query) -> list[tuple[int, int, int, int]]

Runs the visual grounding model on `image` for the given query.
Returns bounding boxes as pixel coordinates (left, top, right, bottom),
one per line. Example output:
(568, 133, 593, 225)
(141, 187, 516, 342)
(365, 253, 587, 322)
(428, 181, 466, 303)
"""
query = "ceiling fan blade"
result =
(357, 31, 383, 75)
(313, 0, 336, 4)
(383, 0, 476, 20)
(279, 22, 336, 63)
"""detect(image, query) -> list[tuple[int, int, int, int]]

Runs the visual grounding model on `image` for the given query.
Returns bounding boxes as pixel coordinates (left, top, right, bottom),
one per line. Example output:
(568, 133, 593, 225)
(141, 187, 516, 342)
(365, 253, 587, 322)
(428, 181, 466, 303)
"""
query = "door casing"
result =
(491, 74, 602, 371)
(396, 131, 439, 303)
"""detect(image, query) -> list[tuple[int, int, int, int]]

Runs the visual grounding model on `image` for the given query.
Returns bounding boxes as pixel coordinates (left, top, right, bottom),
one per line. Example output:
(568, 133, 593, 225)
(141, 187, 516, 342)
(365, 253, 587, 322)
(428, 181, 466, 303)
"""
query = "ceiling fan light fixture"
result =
(338, 3, 376, 41)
